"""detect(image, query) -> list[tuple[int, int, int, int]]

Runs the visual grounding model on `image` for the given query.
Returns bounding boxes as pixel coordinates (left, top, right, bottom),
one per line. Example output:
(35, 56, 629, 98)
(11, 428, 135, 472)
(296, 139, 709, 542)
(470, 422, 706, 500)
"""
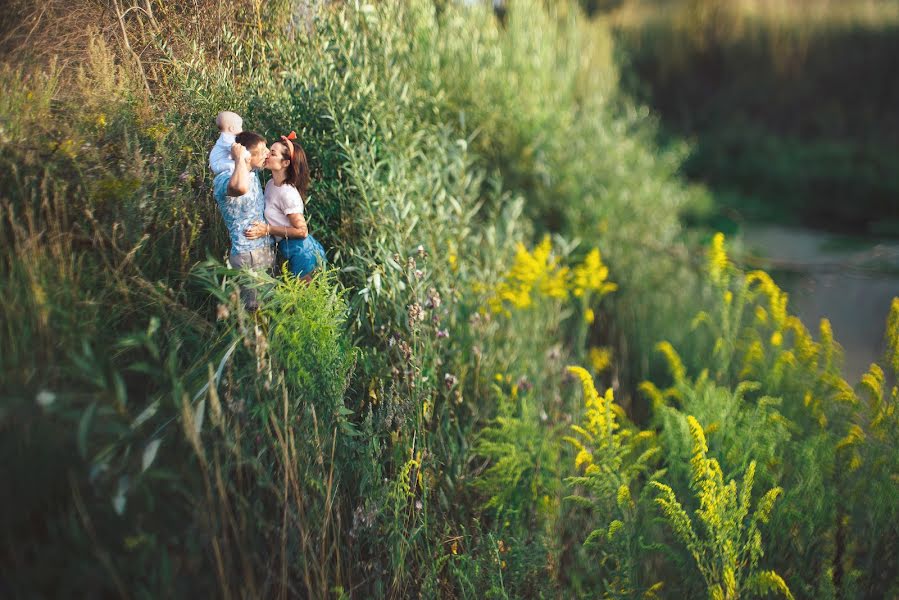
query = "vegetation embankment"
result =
(607, 0, 899, 235)
(0, 1, 897, 598)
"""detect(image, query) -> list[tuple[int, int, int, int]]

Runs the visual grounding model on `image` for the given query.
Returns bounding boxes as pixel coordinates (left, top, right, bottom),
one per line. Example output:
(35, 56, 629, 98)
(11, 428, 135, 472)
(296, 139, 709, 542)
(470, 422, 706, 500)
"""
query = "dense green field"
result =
(0, 1, 897, 598)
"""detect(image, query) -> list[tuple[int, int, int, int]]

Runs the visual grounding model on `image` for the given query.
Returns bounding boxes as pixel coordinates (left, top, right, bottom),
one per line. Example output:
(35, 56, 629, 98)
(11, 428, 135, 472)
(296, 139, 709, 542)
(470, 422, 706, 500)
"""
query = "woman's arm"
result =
(245, 213, 308, 240)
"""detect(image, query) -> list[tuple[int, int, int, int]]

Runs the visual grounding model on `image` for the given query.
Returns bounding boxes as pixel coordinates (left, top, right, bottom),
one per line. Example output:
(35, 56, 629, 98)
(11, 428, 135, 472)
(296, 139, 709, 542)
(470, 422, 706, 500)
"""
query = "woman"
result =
(245, 132, 326, 279)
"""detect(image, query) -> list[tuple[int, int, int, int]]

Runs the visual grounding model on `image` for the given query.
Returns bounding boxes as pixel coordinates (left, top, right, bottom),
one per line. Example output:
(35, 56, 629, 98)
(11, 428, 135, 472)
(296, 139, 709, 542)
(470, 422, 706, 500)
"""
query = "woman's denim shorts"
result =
(277, 235, 326, 277)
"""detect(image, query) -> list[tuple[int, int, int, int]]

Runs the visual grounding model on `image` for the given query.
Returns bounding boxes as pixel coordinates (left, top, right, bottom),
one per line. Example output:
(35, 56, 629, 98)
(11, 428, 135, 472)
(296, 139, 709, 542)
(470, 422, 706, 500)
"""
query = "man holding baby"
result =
(210, 111, 273, 309)
(210, 110, 327, 308)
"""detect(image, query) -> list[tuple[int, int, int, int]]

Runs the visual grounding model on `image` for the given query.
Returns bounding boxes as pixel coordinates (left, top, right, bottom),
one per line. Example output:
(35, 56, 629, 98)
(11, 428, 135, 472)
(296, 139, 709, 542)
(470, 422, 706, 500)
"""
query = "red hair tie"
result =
(280, 130, 297, 160)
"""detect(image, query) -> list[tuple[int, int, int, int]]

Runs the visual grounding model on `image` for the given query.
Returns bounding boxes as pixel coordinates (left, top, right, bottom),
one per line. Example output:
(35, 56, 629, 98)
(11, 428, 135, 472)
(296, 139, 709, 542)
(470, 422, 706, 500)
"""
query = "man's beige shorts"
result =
(229, 245, 275, 271)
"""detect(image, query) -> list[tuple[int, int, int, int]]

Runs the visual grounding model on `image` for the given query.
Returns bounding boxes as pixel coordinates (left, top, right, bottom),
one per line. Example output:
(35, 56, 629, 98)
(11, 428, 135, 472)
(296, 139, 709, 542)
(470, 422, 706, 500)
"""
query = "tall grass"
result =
(0, 1, 897, 598)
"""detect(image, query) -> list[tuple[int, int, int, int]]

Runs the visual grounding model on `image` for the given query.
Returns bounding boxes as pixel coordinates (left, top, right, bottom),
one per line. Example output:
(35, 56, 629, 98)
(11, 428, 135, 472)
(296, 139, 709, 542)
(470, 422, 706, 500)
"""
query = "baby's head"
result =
(215, 111, 243, 134)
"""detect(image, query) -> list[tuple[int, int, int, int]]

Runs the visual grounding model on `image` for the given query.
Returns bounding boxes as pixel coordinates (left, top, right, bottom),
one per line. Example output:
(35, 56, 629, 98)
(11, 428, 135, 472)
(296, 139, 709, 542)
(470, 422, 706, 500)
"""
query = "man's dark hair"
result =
(235, 131, 266, 150)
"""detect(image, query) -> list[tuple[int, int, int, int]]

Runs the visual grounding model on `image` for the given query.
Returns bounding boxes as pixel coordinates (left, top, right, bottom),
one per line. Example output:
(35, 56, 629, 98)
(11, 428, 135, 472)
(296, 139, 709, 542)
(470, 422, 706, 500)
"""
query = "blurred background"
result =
(590, 0, 899, 378)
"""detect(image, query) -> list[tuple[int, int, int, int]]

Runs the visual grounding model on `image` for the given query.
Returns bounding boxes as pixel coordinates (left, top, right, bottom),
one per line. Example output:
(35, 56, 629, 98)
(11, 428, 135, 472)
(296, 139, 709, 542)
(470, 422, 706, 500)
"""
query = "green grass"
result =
(0, 1, 897, 598)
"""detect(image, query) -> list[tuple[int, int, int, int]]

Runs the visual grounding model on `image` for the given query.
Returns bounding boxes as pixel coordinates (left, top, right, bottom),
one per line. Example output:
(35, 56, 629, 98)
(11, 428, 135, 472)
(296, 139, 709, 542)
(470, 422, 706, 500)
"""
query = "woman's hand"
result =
(245, 220, 270, 239)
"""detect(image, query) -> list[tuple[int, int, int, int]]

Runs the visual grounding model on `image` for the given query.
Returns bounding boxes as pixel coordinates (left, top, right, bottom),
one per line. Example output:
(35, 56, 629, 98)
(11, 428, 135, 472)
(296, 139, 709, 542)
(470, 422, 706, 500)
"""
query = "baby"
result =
(209, 111, 244, 176)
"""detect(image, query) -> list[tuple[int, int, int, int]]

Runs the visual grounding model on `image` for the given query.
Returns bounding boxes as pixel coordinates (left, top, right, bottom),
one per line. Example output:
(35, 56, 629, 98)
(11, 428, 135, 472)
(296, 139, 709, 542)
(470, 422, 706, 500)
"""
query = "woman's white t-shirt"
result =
(264, 180, 304, 236)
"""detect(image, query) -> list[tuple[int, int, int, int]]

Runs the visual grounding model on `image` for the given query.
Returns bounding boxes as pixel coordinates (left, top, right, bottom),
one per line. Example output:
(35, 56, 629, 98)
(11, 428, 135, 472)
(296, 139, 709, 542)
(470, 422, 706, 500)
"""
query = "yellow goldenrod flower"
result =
(655, 341, 686, 382)
(485, 238, 616, 315)
(571, 248, 617, 298)
(584, 308, 595, 324)
(887, 297, 899, 374)
(836, 424, 865, 450)
(708, 233, 729, 285)
(607, 519, 624, 540)
(589, 346, 612, 373)
(770, 331, 783, 347)
(575, 448, 593, 469)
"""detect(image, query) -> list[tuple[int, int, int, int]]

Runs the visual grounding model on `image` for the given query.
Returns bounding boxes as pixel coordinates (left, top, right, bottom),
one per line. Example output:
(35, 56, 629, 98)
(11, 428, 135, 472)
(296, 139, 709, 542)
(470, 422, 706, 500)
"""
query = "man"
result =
(212, 130, 273, 309)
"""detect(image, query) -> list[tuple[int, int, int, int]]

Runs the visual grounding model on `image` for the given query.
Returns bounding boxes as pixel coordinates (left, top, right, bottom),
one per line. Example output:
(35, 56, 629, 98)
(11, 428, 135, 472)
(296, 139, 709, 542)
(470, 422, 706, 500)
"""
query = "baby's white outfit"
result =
(209, 132, 237, 175)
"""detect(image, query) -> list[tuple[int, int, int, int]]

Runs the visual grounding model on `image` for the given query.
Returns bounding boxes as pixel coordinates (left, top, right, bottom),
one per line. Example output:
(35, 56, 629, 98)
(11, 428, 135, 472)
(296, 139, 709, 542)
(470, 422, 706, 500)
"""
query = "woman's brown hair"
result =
(278, 140, 310, 200)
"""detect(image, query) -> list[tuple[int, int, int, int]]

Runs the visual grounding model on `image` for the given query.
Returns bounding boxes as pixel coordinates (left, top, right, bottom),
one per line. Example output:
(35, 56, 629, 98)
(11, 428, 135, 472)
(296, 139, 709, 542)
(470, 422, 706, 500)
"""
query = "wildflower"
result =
(607, 520, 624, 540)
(516, 375, 532, 393)
(179, 171, 190, 182)
(747, 270, 788, 327)
(398, 341, 412, 360)
(426, 287, 442, 309)
(407, 256, 416, 271)
(589, 347, 612, 373)
(448, 253, 458, 272)
(472, 345, 482, 360)
(571, 248, 617, 298)
(415, 500, 423, 511)
(575, 448, 593, 469)
(444, 373, 458, 390)
(887, 297, 899, 373)
(539, 264, 570, 299)
(451, 541, 459, 555)
(35, 390, 56, 408)
(414, 269, 423, 279)
(584, 308, 595, 325)
(417, 244, 427, 258)
(770, 331, 783, 347)
(436, 329, 449, 339)
(407, 303, 424, 327)
(655, 341, 685, 382)
(566, 366, 620, 443)
(708, 232, 729, 285)
(487, 236, 570, 313)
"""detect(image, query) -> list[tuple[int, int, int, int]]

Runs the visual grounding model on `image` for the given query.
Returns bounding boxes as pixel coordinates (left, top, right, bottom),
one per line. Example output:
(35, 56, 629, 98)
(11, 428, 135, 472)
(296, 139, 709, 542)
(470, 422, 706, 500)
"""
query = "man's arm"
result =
(227, 143, 250, 196)
(246, 213, 308, 240)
